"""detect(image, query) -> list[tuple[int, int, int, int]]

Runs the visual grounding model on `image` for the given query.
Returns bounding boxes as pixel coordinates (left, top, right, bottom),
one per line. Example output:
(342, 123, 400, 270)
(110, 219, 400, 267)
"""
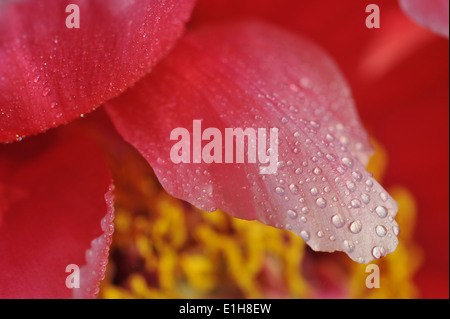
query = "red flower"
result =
(0, 0, 448, 298)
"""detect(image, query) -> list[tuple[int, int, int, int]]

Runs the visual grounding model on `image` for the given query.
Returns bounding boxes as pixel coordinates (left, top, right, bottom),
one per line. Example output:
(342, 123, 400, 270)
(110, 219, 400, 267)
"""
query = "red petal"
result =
(106, 21, 399, 263)
(399, 0, 449, 38)
(0, 0, 196, 143)
(0, 123, 114, 298)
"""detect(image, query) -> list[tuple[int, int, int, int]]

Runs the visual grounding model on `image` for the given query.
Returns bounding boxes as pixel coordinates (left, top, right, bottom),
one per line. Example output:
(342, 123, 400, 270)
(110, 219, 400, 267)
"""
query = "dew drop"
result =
(351, 199, 361, 208)
(316, 197, 327, 208)
(331, 214, 345, 228)
(313, 167, 322, 175)
(349, 220, 362, 234)
(295, 168, 302, 175)
(361, 193, 371, 204)
(346, 181, 356, 192)
(275, 187, 285, 196)
(343, 240, 355, 253)
(50, 101, 58, 109)
(310, 120, 320, 128)
(300, 230, 310, 242)
(375, 225, 387, 237)
(352, 171, 363, 181)
(392, 225, 400, 236)
(372, 246, 386, 259)
(375, 206, 388, 218)
(42, 86, 51, 97)
(317, 231, 324, 238)
(289, 184, 299, 195)
(310, 188, 318, 196)
(337, 166, 346, 174)
(341, 157, 353, 168)
(287, 209, 298, 220)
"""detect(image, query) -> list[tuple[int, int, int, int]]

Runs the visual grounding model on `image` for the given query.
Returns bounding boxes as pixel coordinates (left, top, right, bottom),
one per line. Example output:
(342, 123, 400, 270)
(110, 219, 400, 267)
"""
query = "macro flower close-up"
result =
(0, 0, 448, 301)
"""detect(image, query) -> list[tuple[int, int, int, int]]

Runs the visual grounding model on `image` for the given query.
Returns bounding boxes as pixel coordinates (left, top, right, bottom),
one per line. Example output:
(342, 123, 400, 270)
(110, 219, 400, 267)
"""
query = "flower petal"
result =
(0, 123, 114, 298)
(0, 0, 196, 143)
(399, 0, 449, 38)
(105, 21, 399, 263)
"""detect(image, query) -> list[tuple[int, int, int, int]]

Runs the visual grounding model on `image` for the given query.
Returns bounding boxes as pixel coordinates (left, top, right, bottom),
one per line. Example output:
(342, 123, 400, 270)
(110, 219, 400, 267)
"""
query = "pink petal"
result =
(105, 21, 399, 263)
(0, 123, 114, 298)
(399, 0, 449, 38)
(0, 0, 196, 143)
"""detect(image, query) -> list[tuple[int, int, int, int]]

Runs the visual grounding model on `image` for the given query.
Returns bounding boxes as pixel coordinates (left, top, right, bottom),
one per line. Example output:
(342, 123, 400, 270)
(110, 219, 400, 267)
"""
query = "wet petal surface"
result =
(106, 21, 399, 263)
(0, 0, 195, 142)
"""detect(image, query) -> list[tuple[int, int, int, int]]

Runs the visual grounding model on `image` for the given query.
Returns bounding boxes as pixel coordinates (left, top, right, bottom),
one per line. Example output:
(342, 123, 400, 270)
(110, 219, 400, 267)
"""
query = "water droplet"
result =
(50, 101, 58, 109)
(316, 197, 327, 208)
(295, 168, 302, 175)
(300, 216, 307, 223)
(375, 225, 387, 237)
(375, 206, 388, 218)
(349, 220, 362, 234)
(352, 171, 363, 181)
(302, 207, 310, 214)
(361, 193, 370, 204)
(351, 199, 361, 208)
(392, 225, 400, 236)
(343, 240, 355, 253)
(313, 167, 322, 175)
(317, 231, 324, 238)
(341, 157, 353, 168)
(379, 192, 388, 202)
(300, 230, 310, 242)
(326, 154, 336, 162)
(331, 214, 345, 228)
(372, 246, 386, 259)
(289, 184, 299, 195)
(287, 209, 298, 220)
(337, 166, 346, 174)
(277, 161, 285, 170)
(275, 187, 285, 196)
(42, 86, 51, 97)
(365, 179, 374, 187)
(310, 120, 320, 128)
(346, 181, 356, 192)
(310, 188, 318, 196)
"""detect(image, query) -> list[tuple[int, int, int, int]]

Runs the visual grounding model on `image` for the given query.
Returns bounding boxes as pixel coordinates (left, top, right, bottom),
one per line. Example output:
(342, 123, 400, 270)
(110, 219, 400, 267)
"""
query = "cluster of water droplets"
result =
(251, 76, 400, 263)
